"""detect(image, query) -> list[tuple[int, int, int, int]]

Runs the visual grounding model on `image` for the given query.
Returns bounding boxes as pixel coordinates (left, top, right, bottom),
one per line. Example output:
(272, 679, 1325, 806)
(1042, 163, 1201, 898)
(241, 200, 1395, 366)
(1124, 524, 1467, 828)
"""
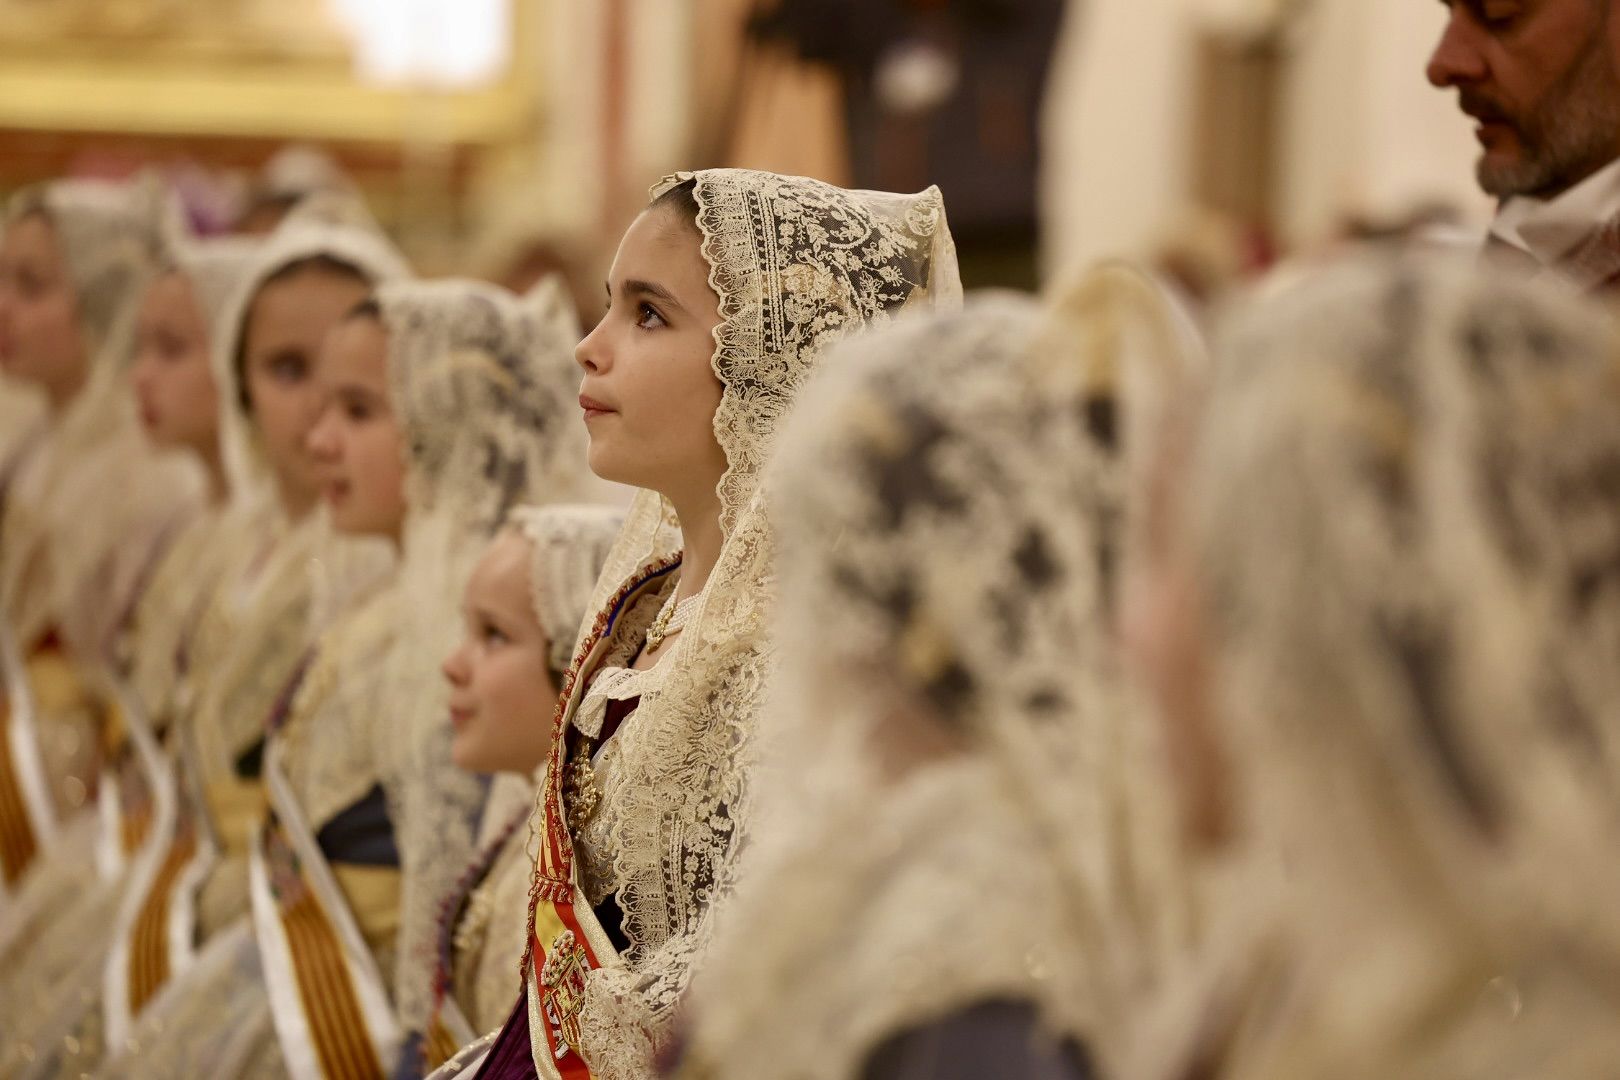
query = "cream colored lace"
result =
(1130, 257, 1620, 1080)
(284, 275, 600, 1041)
(1, 177, 206, 663)
(520, 168, 962, 1080)
(512, 504, 627, 676)
(122, 236, 265, 724)
(682, 274, 1200, 1080)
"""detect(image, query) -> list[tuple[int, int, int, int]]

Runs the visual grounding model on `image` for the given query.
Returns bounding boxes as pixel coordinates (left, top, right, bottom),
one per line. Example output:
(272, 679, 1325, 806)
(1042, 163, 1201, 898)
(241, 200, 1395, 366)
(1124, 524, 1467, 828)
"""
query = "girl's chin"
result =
(449, 733, 495, 775)
(585, 444, 666, 492)
(327, 508, 401, 539)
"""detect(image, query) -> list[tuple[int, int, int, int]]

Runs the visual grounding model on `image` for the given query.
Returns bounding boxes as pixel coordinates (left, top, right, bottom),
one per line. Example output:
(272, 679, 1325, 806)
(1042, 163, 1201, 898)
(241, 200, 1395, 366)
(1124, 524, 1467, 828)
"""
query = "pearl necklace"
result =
(645, 590, 701, 652)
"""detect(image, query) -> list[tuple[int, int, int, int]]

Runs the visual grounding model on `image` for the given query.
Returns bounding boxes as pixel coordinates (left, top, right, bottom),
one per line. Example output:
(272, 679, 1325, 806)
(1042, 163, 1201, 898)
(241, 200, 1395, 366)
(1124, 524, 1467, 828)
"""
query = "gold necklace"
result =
(644, 591, 700, 652)
(563, 750, 603, 828)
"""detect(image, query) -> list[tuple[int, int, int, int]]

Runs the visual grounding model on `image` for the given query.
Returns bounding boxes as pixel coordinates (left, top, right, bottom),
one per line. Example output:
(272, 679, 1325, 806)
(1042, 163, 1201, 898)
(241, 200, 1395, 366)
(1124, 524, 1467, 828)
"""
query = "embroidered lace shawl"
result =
(184, 208, 408, 805)
(275, 276, 595, 1037)
(681, 269, 1201, 1080)
(123, 235, 264, 726)
(1131, 257, 1620, 1080)
(523, 168, 962, 1078)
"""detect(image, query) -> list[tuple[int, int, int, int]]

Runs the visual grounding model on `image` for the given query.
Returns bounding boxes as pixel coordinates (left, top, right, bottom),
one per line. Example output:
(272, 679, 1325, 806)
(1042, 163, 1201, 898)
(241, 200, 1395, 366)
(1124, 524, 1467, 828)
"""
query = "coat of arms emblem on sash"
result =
(540, 928, 592, 1059)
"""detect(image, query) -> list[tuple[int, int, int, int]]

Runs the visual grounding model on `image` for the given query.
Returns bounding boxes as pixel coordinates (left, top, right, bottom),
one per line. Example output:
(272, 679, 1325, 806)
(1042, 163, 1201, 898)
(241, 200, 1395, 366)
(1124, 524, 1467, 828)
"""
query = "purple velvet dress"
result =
(472, 996, 537, 1079)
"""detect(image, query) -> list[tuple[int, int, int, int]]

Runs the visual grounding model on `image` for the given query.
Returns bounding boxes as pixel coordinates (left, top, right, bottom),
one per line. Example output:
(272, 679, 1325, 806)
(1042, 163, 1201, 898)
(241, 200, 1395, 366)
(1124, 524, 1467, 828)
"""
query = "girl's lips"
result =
(579, 393, 616, 418)
(324, 479, 351, 505)
(449, 706, 474, 730)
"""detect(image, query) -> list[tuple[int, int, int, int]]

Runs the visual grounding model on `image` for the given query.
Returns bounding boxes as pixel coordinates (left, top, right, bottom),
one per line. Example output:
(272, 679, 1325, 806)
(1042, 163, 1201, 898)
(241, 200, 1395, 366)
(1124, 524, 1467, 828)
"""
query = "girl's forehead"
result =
(3, 213, 62, 264)
(468, 530, 534, 600)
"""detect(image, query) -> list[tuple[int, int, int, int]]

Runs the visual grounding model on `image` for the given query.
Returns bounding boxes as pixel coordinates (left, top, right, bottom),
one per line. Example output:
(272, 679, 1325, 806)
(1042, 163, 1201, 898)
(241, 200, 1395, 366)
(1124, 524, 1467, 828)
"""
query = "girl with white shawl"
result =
(676, 269, 1198, 1080)
(247, 275, 591, 1079)
(454, 169, 959, 1080)
(94, 204, 409, 1077)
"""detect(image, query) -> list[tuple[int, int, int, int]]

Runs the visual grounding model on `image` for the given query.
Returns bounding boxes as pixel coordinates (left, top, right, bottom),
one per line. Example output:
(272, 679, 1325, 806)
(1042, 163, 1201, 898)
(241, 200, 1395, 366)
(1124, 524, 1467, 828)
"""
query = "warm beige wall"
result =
(1041, 0, 1198, 281)
(1277, 0, 1487, 244)
(1041, 0, 1487, 278)
(469, 0, 695, 273)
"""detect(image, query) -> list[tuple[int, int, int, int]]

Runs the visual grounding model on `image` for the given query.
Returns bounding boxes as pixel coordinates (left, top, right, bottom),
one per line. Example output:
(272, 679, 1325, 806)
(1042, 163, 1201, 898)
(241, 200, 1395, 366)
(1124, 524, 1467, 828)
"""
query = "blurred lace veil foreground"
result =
(1125, 256, 1620, 1080)
(448, 168, 959, 1080)
(673, 263, 1202, 1080)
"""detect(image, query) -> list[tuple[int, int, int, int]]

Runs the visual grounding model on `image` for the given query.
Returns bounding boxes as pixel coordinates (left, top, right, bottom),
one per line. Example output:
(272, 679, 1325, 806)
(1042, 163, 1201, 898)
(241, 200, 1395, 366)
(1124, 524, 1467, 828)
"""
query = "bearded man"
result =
(1429, 0, 1620, 291)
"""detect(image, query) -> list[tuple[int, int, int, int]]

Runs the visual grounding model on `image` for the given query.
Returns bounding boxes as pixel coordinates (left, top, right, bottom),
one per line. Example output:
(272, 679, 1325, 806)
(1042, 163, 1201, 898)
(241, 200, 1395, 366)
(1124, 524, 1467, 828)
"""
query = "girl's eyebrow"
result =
(607, 277, 687, 316)
(331, 382, 388, 403)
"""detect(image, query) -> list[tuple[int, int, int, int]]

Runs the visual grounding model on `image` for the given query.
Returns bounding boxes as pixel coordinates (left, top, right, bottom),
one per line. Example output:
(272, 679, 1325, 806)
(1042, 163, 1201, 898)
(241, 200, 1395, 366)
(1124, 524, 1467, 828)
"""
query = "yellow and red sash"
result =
(103, 769, 209, 1045)
(522, 558, 679, 1078)
(251, 744, 402, 1080)
(94, 681, 172, 880)
(0, 624, 70, 894)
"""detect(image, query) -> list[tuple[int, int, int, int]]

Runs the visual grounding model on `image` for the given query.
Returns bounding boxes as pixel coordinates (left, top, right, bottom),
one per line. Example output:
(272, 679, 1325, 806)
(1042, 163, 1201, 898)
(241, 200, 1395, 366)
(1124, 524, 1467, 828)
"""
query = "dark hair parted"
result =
(233, 253, 371, 413)
(649, 178, 700, 231)
(344, 295, 383, 323)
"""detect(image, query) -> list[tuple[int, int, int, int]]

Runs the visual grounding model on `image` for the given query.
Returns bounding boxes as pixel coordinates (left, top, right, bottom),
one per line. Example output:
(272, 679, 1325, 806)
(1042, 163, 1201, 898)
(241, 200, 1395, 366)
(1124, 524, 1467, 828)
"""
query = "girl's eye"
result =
(158, 334, 190, 362)
(268, 355, 307, 383)
(635, 302, 666, 330)
(481, 620, 509, 646)
(344, 400, 372, 422)
(1479, 1, 1519, 28)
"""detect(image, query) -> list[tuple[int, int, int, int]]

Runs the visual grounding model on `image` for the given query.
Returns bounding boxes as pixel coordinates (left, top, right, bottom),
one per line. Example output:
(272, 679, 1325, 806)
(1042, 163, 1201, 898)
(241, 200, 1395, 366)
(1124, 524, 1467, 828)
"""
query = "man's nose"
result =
(1427, 8, 1489, 89)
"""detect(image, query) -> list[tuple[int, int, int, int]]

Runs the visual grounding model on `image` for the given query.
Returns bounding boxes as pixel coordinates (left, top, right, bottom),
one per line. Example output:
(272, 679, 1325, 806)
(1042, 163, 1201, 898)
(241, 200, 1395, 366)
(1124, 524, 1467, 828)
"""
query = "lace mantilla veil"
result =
(1128, 258, 1620, 1080)
(212, 194, 412, 633)
(181, 200, 412, 810)
(369, 275, 597, 1044)
(513, 168, 960, 1079)
(122, 233, 265, 727)
(679, 267, 1202, 1080)
(512, 505, 632, 682)
(1, 176, 207, 661)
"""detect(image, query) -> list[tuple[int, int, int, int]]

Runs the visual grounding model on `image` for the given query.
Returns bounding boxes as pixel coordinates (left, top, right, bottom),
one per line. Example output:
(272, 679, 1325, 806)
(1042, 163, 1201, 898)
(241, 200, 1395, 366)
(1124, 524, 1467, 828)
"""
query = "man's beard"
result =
(1474, 40, 1620, 198)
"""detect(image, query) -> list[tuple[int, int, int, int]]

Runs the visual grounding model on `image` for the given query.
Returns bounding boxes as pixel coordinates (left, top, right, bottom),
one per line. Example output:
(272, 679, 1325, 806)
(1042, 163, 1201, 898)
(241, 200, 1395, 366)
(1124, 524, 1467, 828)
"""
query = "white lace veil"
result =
(0, 176, 206, 658)
(371, 275, 596, 1037)
(167, 233, 268, 514)
(1140, 256, 1620, 1079)
(121, 234, 266, 712)
(215, 197, 412, 636)
(682, 268, 1200, 1080)
(214, 193, 412, 525)
(510, 504, 628, 679)
(186, 203, 410, 782)
(537, 168, 961, 1078)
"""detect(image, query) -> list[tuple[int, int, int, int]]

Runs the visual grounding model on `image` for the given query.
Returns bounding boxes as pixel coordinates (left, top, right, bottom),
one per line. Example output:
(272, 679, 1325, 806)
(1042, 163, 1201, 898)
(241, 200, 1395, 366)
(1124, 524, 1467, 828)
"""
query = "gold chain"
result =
(644, 591, 700, 652)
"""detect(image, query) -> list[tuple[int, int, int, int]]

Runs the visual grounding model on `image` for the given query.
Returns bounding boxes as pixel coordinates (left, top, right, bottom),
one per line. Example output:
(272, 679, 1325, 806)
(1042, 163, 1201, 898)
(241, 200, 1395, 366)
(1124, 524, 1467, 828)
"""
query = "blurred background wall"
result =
(0, 0, 1488, 312)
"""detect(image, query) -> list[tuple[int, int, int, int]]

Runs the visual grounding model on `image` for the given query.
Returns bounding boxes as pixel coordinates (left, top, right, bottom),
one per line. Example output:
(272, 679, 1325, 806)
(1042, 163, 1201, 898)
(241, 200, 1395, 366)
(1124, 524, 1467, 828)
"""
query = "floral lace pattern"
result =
(521, 169, 961, 1079)
(278, 275, 599, 1042)
(1129, 257, 1620, 1080)
(681, 275, 1199, 1080)
(511, 504, 627, 676)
